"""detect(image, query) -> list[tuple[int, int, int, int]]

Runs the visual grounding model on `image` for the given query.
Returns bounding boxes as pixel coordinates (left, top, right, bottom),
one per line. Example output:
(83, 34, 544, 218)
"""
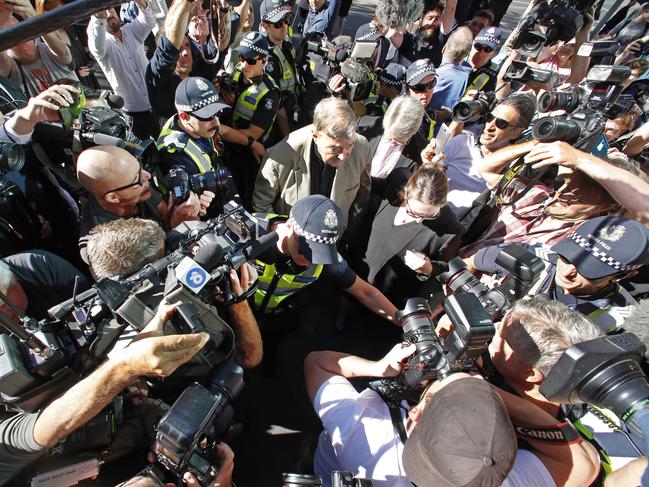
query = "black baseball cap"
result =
(551, 216, 649, 280)
(474, 26, 503, 50)
(260, 0, 291, 23)
(288, 195, 344, 265)
(406, 58, 436, 86)
(238, 31, 270, 59)
(355, 22, 381, 42)
(378, 63, 406, 86)
(174, 77, 229, 118)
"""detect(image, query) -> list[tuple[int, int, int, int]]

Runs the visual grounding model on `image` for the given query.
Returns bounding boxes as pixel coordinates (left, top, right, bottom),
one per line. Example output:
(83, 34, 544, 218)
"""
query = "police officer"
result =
(219, 31, 280, 208)
(405, 59, 437, 142)
(364, 63, 406, 117)
(251, 195, 398, 323)
(260, 0, 299, 138)
(156, 76, 230, 176)
(465, 26, 502, 95)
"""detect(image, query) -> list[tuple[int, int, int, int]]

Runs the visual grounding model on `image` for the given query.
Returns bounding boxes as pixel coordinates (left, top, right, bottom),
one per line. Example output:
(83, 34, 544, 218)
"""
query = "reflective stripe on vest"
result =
(465, 72, 491, 93)
(272, 44, 296, 93)
(156, 117, 213, 174)
(251, 212, 323, 312)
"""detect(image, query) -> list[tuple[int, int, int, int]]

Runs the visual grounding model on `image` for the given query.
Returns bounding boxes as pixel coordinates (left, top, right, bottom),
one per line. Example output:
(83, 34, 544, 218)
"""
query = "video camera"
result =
(0, 203, 277, 412)
(540, 333, 649, 438)
(369, 293, 495, 404)
(282, 471, 373, 486)
(511, 0, 597, 58)
(154, 360, 244, 484)
(532, 65, 631, 151)
(306, 37, 376, 102)
(437, 245, 545, 322)
(503, 60, 557, 86)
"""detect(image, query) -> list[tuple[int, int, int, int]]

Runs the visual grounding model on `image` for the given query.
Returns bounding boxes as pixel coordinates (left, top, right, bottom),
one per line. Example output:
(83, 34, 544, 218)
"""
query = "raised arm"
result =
(344, 275, 399, 326)
(87, 10, 109, 60)
(440, 0, 457, 35)
(166, 0, 195, 49)
(477, 140, 538, 188)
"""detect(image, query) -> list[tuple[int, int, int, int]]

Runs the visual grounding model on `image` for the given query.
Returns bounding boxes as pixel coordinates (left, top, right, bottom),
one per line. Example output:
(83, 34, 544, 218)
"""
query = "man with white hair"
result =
(252, 97, 371, 227)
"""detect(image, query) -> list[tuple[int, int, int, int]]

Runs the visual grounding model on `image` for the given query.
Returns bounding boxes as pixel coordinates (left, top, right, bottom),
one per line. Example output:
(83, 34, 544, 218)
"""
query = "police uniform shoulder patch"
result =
(265, 98, 274, 110)
(266, 62, 275, 73)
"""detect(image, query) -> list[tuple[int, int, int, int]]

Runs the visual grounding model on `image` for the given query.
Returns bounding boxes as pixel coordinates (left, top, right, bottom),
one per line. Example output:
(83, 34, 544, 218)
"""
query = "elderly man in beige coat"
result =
(252, 97, 372, 227)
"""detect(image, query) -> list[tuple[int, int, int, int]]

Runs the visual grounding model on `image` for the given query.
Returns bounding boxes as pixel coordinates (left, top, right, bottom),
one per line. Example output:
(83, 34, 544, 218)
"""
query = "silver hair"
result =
(382, 96, 425, 144)
(86, 218, 165, 280)
(313, 97, 358, 140)
(0, 260, 16, 294)
(443, 27, 473, 63)
(508, 296, 603, 376)
(621, 300, 649, 359)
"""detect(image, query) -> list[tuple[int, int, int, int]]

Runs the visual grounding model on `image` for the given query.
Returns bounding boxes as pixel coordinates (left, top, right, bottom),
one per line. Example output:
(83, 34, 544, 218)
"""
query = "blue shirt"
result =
(303, 0, 341, 38)
(428, 60, 472, 112)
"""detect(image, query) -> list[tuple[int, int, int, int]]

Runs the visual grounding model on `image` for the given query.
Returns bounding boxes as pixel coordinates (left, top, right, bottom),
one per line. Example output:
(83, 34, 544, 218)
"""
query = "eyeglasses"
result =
(474, 43, 494, 53)
(409, 80, 435, 93)
(103, 165, 143, 196)
(405, 197, 440, 220)
(239, 55, 262, 65)
(485, 112, 519, 130)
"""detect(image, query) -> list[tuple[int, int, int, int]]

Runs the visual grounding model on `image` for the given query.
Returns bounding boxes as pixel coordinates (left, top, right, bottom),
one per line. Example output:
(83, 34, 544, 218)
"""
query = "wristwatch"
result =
(246, 136, 254, 148)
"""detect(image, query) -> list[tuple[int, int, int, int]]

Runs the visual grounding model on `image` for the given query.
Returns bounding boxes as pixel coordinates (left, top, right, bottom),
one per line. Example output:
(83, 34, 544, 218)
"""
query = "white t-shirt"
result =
(442, 131, 488, 219)
(313, 376, 556, 487)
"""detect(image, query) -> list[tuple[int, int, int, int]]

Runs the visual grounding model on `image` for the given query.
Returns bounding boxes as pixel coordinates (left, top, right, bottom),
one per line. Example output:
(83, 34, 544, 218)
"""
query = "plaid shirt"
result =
(462, 178, 580, 257)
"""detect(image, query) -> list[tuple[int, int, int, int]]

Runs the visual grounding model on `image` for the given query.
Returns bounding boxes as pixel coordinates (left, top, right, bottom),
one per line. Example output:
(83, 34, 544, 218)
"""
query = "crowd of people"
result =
(2, 0, 649, 485)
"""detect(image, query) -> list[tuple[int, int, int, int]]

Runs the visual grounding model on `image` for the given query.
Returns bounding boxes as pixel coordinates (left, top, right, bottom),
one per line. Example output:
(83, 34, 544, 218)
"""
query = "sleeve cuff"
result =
(2, 119, 32, 144)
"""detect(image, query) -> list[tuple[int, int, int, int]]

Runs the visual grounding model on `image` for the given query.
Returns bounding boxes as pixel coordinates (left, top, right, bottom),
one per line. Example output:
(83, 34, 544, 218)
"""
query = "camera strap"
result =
(386, 401, 409, 444)
(514, 421, 582, 444)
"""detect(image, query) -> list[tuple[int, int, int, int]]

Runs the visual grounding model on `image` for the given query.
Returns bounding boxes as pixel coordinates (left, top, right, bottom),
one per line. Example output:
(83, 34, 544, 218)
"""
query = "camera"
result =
(436, 245, 544, 321)
(154, 360, 244, 484)
(281, 471, 373, 486)
(452, 91, 495, 123)
(540, 333, 649, 438)
(511, 0, 597, 58)
(369, 293, 494, 404)
(215, 72, 238, 93)
(503, 60, 557, 86)
(532, 65, 631, 151)
(166, 167, 237, 208)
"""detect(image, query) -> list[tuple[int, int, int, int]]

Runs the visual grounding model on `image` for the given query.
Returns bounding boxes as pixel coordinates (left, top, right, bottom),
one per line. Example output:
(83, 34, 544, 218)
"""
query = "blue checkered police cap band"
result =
(240, 34, 269, 57)
(568, 232, 644, 273)
(176, 94, 220, 113)
(287, 215, 339, 245)
(262, 3, 291, 21)
(357, 26, 379, 41)
(378, 67, 406, 86)
(475, 29, 502, 47)
(406, 62, 436, 85)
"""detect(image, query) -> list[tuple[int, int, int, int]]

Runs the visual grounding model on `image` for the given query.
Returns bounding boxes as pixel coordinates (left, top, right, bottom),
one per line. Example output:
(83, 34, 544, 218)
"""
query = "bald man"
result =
(77, 146, 213, 260)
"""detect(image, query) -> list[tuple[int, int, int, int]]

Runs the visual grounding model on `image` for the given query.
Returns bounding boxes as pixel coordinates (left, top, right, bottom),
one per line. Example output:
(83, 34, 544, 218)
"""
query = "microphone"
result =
(334, 48, 349, 63)
(193, 242, 225, 272)
(106, 93, 124, 109)
(81, 132, 126, 148)
(242, 231, 278, 260)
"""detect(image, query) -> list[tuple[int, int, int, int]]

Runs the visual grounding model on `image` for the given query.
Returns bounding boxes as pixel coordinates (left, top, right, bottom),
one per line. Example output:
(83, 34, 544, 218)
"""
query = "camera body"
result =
(166, 167, 236, 207)
(503, 60, 557, 86)
(533, 65, 631, 151)
(281, 471, 373, 486)
(452, 91, 495, 123)
(154, 361, 244, 484)
(214, 72, 238, 93)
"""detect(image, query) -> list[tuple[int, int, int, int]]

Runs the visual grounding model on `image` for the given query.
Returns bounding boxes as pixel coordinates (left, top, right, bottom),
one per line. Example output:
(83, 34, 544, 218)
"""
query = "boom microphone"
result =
(375, 0, 424, 29)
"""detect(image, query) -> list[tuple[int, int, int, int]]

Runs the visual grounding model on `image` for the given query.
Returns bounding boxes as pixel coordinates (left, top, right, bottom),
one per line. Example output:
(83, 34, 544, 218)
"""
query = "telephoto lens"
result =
(538, 88, 582, 113)
(532, 117, 582, 143)
(0, 142, 25, 172)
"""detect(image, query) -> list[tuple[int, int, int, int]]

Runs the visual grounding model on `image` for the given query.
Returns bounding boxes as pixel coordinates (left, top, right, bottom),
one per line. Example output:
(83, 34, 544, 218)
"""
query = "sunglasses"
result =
(474, 43, 494, 53)
(240, 55, 262, 65)
(267, 17, 290, 27)
(409, 80, 435, 93)
(192, 111, 220, 122)
(485, 112, 519, 130)
(103, 164, 143, 196)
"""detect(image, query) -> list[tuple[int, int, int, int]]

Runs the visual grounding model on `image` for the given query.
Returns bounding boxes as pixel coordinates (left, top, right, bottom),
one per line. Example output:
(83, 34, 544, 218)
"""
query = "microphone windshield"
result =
(193, 243, 225, 271)
(243, 232, 278, 260)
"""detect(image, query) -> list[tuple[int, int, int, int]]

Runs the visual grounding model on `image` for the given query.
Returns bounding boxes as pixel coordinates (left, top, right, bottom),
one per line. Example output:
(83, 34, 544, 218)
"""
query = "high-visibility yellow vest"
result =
(270, 43, 297, 94)
(155, 116, 215, 174)
(251, 213, 323, 313)
(231, 70, 279, 140)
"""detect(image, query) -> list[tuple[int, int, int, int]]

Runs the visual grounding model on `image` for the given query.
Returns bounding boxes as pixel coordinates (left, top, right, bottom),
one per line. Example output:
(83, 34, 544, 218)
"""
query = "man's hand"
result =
(229, 262, 257, 298)
(420, 139, 446, 167)
(117, 331, 209, 378)
(3, 0, 36, 18)
(524, 141, 586, 170)
(182, 443, 234, 487)
(168, 190, 202, 227)
(18, 84, 78, 124)
(198, 190, 215, 217)
(94, 8, 108, 19)
(251, 140, 266, 164)
(135, 301, 181, 340)
(327, 73, 346, 94)
(374, 342, 416, 377)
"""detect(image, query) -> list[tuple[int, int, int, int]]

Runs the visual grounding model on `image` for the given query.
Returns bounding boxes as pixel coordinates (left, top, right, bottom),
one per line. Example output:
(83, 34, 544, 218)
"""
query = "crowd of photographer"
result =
(4, 0, 649, 485)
